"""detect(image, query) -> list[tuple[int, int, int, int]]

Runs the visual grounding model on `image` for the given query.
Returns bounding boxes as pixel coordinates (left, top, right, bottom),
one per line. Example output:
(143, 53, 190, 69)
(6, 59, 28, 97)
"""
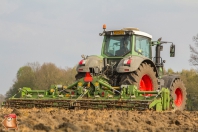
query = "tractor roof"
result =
(109, 27, 152, 39)
(122, 27, 152, 39)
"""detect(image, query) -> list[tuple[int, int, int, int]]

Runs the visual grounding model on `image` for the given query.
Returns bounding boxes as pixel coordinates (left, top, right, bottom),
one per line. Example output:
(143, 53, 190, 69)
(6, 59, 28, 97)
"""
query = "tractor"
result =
(75, 25, 186, 111)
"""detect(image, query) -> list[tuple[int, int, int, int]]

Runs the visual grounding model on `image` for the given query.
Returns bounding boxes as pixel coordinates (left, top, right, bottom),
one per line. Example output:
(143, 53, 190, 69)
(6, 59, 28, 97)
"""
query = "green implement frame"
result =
(1, 76, 171, 111)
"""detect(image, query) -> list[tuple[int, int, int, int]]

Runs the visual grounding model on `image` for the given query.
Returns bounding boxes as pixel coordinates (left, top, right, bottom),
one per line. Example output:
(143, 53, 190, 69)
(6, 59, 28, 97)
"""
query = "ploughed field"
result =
(0, 108, 198, 132)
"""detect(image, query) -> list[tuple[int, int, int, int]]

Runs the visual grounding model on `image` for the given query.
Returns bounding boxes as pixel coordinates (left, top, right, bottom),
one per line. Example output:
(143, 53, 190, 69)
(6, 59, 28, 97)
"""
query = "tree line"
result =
(5, 62, 77, 99)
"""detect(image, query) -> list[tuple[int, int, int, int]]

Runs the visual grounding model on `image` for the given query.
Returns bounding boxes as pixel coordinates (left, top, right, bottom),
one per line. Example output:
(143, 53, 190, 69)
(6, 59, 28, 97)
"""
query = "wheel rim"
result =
(175, 88, 183, 107)
(139, 74, 153, 91)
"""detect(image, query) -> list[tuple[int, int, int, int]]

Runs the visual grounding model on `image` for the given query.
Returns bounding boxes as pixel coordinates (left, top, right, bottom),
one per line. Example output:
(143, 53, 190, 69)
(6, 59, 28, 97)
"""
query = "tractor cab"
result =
(100, 25, 152, 59)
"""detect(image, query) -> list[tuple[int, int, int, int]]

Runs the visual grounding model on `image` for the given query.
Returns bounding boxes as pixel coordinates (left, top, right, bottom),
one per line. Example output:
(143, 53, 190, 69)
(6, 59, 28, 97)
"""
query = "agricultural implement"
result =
(2, 25, 186, 111)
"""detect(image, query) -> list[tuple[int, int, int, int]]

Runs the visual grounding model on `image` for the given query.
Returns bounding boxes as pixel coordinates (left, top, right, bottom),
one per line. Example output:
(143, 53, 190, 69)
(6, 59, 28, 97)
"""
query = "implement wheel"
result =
(170, 79, 187, 111)
(120, 63, 158, 91)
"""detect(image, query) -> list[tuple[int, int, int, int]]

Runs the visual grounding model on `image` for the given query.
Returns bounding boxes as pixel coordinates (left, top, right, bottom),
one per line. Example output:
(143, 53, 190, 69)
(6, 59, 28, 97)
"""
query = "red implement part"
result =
(84, 72, 93, 82)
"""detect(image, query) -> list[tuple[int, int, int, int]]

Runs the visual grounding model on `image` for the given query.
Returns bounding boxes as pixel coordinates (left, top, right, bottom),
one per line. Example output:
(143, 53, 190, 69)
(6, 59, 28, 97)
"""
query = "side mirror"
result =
(170, 44, 175, 57)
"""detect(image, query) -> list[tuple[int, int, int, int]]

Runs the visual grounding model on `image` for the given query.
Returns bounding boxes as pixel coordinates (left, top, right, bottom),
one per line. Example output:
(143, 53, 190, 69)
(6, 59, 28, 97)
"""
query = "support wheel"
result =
(170, 79, 187, 111)
(120, 63, 158, 91)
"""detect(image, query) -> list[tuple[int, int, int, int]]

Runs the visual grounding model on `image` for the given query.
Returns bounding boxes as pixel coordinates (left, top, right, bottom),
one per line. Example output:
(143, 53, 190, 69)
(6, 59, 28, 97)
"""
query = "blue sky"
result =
(0, 0, 198, 95)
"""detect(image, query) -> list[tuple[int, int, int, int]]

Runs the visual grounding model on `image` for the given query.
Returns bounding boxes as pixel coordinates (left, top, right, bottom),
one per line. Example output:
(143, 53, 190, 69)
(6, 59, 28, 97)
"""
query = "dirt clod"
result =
(33, 123, 51, 132)
(175, 120, 181, 125)
(58, 122, 80, 131)
(11, 108, 21, 116)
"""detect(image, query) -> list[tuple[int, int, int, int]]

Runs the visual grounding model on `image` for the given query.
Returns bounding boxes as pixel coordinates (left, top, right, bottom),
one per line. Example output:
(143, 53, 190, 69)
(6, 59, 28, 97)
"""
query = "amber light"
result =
(103, 24, 106, 29)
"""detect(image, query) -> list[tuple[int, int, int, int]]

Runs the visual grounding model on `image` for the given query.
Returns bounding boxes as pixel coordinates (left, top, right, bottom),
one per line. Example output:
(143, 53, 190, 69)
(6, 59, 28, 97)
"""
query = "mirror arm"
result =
(151, 41, 173, 46)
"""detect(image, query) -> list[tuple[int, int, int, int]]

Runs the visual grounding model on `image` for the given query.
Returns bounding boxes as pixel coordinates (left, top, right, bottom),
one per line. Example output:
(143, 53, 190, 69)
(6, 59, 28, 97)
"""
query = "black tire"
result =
(170, 79, 187, 111)
(120, 63, 158, 91)
(75, 72, 86, 80)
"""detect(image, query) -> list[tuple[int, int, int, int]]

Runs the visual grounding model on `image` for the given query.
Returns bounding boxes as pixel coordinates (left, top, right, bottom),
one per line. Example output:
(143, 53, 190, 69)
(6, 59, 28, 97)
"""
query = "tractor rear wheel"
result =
(120, 63, 158, 91)
(170, 79, 187, 111)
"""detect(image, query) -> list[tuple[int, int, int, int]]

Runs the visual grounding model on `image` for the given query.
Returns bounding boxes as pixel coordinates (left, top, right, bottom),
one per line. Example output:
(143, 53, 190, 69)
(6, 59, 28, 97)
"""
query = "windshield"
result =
(103, 35, 131, 57)
(135, 36, 151, 58)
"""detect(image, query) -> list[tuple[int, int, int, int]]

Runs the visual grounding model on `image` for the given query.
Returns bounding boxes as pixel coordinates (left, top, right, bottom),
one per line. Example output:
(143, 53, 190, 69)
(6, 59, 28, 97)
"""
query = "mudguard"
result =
(76, 55, 104, 73)
(161, 74, 180, 89)
(116, 56, 159, 77)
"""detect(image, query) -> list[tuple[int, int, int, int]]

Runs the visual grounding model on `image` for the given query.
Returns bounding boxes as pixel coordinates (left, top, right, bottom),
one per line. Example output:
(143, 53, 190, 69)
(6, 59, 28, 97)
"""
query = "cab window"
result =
(135, 36, 151, 58)
(104, 35, 131, 56)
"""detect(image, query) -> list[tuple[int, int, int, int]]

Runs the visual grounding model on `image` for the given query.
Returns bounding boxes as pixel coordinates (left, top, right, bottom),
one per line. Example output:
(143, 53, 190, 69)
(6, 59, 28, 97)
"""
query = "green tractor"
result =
(2, 25, 186, 111)
(75, 25, 186, 111)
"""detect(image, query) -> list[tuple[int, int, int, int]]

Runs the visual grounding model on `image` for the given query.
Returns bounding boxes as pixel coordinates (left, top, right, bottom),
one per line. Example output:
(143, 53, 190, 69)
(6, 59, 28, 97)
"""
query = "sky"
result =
(0, 0, 198, 95)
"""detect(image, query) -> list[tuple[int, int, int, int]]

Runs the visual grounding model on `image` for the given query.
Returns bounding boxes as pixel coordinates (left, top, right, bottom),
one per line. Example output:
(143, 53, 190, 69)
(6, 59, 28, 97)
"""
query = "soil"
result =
(0, 108, 198, 132)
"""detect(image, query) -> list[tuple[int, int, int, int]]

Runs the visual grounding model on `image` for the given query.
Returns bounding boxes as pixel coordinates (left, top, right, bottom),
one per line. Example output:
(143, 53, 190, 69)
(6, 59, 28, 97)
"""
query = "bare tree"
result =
(189, 34, 198, 68)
